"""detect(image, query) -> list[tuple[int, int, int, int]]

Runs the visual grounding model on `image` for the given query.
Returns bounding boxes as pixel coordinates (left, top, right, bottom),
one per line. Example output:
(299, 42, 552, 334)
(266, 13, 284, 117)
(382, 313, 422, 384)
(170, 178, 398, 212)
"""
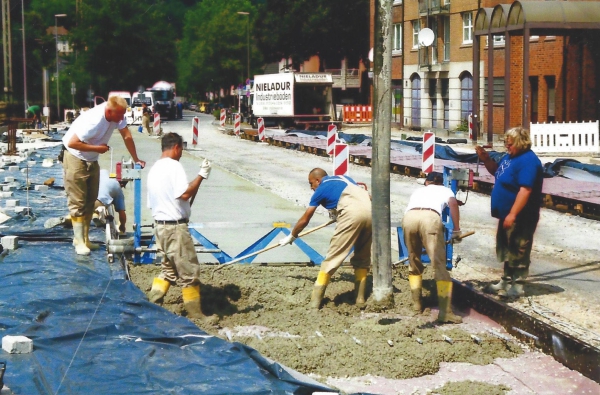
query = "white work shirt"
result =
(405, 184, 455, 215)
(62, 102, 128, 161)
(147, 158, 191, 221)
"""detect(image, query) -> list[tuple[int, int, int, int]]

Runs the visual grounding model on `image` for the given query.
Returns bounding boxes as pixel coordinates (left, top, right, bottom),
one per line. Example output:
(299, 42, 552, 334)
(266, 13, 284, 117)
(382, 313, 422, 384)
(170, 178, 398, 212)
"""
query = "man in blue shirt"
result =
(476, 127, 543, 298)
(279, 168, 372, 309)
(93, 169, 128, 234)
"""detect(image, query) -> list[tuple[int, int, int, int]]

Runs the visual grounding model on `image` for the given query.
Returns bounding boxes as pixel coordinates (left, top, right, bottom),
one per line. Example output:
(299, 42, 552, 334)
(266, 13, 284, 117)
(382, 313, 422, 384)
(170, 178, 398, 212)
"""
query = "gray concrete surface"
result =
(97, 118, 335, 264)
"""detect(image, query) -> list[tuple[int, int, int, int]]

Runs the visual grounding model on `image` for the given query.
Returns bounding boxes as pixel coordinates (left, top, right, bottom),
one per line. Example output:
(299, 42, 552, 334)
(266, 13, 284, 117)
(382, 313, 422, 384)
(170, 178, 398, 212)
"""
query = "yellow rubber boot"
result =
(408, 275, 423, 312)
(148, 277, 170, 304)
(354, 268, 368, 307)
(84, 214, 100, 251)
(436, 281, 462, 324)
(71, 216, 91, 256)
(310, 271, 331, 309)
(182, 285, 204, 319)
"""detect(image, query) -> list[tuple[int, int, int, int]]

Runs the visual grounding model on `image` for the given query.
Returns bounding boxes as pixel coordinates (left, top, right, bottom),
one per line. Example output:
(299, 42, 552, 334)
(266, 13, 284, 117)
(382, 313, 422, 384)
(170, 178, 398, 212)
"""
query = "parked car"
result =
(188, 103, 198, 111)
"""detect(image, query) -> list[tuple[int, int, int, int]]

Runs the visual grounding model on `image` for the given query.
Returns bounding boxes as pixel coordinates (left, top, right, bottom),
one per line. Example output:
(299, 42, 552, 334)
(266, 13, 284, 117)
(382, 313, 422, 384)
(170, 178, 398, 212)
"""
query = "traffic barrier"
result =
(327, 124, 337, 155)
(220, 109, 226, 127)
(530, 121, 600, 154)
(153, 113, 160, 135)
(333, 143, 349, 176)
(343, 105, 373, 123)
(257, 117, 265, 141)
(468, 114, 473, 140)
(422, 131, 435, 174)
(234, 113, 241, 137)
(192, 117, 199, 145)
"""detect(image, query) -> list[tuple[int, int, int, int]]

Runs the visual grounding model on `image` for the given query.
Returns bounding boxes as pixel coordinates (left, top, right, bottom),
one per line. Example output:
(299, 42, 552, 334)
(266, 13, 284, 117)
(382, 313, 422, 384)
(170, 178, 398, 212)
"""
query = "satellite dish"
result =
(418, 28, 435, 47)
(368, 47, 374, 62)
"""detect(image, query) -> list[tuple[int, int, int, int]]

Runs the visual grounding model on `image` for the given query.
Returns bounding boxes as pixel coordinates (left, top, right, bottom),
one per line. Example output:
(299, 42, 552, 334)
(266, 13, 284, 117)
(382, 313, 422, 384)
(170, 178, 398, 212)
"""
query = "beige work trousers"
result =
(154, 223, 201, 287)
(321, 186, 372, 274)
(402, 210, 451, 281)
(142, 114, 151, 135)
(63, 150, 99, 218)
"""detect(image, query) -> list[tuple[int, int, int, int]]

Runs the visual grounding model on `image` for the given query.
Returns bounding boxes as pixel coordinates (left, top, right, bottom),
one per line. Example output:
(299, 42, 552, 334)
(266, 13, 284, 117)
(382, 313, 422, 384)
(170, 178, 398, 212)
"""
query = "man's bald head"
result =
(308, 168, 328, 191)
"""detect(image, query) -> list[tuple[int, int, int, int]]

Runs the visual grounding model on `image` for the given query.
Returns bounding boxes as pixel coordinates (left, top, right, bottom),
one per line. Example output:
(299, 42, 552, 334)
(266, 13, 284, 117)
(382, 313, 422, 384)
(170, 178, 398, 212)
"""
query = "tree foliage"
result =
(177, 0, 258, 99)
(254, 0, 370, 70)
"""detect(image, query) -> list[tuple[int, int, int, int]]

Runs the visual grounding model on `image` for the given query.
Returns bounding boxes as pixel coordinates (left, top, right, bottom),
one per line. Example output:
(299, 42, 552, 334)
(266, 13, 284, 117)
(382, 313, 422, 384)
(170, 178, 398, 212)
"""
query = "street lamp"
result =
(237, 11, 250, 81)
(55, 14, 67, 121)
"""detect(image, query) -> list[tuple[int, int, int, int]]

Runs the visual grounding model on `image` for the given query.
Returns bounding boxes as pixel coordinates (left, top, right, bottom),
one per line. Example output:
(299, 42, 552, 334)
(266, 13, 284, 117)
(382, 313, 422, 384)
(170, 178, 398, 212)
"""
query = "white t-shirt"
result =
(62, 102, 128, 161)
(405, 184, 455, 215)
(147, 158, 191, 221)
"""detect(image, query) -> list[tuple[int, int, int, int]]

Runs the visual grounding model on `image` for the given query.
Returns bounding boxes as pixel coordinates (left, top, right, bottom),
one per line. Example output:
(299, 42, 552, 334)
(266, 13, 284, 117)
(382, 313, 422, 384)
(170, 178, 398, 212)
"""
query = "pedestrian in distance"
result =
(402, 172, 463, 324)
(26, 105, 42, 129)
(62, 95, 145, 255)
(279, 168, 372, 309)
(476, 126, 543, 298)
(93, 169, 129, 234)
(146, 132, 212, 319)
(142, 102, 152, 135)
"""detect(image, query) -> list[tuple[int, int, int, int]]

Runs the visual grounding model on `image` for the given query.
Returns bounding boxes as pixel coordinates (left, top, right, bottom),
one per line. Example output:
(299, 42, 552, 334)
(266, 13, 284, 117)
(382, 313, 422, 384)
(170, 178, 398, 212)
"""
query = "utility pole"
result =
(21, 0, 27, 114)
(371, 0, 394, 307)
(1, 0, 12, 102)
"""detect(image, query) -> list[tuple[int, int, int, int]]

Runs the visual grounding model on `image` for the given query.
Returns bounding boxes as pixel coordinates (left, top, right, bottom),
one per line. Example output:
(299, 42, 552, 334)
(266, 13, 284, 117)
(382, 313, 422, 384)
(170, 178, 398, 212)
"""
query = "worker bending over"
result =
(93, 169, 128, 234)
(146, 132, 211, 319)
(280, 168, 372, 309)
(403, 172, 463, 324)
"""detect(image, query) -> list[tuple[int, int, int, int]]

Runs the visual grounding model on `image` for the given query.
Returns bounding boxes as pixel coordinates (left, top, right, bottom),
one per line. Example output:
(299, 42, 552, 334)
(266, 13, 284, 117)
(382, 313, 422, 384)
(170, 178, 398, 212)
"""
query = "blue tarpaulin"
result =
(0, 146, 333, 394)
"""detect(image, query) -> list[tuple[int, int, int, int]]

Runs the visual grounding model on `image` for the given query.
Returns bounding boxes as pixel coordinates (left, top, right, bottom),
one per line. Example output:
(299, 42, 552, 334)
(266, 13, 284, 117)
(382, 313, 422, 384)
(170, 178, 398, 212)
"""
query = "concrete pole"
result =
(371, 0, 393, 307)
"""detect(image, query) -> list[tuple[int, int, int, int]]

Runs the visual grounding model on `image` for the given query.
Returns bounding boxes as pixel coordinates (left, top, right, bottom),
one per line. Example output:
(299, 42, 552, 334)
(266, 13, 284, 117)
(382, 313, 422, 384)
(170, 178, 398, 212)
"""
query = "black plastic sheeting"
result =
(0, 145, 337, 394)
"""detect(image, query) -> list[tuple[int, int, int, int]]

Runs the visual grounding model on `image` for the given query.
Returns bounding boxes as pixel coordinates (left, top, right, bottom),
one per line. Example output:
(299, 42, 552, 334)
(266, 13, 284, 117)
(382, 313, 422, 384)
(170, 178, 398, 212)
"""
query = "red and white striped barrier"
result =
(327, 124, 337, 155)
(234, 113, 241, 137)
(468, 114, 473, 140)
(257, 117, 265, 141)
(153, 113, 160, 135)
(333, 142, 349, 176)
(192, 116, 199, 145)
(220, 109, 226, 127)
(422, 131, 435, 174)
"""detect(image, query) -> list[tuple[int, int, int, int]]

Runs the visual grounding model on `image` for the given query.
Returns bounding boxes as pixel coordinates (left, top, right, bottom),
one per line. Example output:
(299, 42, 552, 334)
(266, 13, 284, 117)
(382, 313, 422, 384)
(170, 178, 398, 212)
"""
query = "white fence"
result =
(530, 121, 600, 154)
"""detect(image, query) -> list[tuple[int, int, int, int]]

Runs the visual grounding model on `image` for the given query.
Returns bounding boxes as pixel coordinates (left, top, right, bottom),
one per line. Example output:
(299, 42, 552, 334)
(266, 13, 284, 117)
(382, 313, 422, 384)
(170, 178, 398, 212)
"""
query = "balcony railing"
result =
(419, 0, 450, 15)
(326, 69, 361, 89)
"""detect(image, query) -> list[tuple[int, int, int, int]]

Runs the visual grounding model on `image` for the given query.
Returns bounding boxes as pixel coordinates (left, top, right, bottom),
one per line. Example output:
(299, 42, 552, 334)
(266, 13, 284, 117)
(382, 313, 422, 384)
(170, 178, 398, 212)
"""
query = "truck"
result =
(130, 91, 155, 125)
(147, 81, 176, 120)
(108, 91, 133, 124)
(248, 72, 339, 130)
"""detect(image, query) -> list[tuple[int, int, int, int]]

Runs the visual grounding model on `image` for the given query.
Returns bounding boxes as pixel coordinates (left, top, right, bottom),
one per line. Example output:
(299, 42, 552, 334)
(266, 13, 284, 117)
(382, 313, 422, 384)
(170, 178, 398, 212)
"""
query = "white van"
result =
(131, 92, 155, 125)
(108, 91, 133, 124)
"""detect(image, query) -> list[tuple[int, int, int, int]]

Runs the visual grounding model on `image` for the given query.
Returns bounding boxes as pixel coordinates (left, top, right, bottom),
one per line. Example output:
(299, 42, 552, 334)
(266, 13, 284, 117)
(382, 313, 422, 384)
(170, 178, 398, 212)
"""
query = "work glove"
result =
(198, 158, 212, 179)
(278, 234, 296, 246)
(451, 230, 462, 244)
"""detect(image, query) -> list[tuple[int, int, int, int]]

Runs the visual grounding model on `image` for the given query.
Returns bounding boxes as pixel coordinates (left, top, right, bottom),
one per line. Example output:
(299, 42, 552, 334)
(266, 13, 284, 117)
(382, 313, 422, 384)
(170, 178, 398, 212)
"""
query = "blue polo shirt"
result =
(309, 175, 357, 209)
(491, 149, 543, 221)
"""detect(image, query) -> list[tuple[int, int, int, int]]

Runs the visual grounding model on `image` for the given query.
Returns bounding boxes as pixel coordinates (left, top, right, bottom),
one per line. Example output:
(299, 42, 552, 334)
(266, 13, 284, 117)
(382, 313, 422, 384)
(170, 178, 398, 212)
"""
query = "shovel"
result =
(392, 230, 475, 267)
(211, 220, 335, 277)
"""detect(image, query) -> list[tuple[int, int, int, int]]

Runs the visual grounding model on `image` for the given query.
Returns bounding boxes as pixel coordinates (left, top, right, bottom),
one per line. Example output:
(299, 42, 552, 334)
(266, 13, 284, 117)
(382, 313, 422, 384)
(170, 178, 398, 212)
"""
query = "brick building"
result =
(372, 0, 600, 139)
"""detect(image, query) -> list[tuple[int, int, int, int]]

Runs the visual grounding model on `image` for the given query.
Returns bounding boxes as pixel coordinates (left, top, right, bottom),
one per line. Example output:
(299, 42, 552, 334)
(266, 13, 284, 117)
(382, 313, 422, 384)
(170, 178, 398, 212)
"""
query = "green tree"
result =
(254, 0, 369, 70)
(177, 0, 258, 99)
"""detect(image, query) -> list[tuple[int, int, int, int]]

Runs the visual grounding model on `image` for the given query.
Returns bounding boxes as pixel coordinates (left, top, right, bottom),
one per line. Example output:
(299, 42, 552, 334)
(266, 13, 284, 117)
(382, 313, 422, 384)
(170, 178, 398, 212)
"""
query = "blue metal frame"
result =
(189, 228, 232, 264)
(229, 226, 325, 265)
(133, 164, 143, 264)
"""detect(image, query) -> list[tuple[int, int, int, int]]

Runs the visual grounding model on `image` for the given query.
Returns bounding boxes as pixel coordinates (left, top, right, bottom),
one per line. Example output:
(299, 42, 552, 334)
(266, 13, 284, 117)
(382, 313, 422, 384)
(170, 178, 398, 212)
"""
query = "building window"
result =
(486, 35, 505, 47)
(462, 12, 473, 44)
(393, 23, 403, 54)
(411, 74, 421, 128)
(460, 72, 473, 122)
(443, 16, 450, 61)
(393, 0, 403, 4)
(412, 20, 420, 49)
(484, 77, 505, 104)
